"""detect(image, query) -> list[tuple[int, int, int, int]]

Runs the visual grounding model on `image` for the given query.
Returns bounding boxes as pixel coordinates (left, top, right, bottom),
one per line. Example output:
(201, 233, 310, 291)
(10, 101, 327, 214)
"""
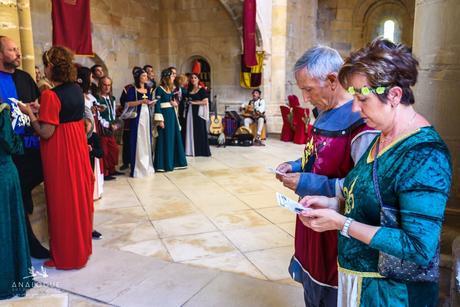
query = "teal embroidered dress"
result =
(153, 86, 187, 172)
(339, 127, 451, 306)
(0, 104, 33, 299)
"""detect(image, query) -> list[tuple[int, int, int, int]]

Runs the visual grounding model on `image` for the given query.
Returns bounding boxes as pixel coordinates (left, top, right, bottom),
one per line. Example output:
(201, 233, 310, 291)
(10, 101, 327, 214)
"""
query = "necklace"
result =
(379, 111, 417, 147)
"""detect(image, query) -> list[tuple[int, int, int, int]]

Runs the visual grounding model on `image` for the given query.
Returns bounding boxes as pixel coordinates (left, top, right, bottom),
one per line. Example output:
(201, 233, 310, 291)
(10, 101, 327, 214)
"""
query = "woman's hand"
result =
(29, 101, 40, 113)
(158, 121, 165, 129)
(171, 100, 178, 108)
(299, 209, 346, 232)
(299, 195, 339, 211)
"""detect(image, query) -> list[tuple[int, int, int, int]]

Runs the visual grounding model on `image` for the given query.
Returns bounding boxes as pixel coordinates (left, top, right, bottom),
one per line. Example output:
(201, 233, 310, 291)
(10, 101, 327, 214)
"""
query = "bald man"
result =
(0, 36, 49, 259)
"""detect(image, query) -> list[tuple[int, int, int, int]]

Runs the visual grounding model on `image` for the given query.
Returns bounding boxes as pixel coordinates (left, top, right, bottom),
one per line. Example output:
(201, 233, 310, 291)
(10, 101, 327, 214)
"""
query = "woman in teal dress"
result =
(298, 38, 452, 306)
(0, 103, 33, 299)
(153, 68, 187, 172)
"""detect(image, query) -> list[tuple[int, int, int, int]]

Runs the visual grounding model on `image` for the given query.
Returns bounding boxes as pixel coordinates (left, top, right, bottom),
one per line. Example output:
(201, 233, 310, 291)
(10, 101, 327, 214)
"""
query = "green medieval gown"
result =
(153, 86, 187, 172)
(339, 127, 452, 307)
(0, 103, 33, 299)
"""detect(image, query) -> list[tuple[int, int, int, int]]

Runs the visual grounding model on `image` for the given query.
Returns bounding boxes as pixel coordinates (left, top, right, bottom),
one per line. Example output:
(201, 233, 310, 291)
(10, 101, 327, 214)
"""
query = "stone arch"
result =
(74, 53, 108, 75)
(351, 0, 415, 49)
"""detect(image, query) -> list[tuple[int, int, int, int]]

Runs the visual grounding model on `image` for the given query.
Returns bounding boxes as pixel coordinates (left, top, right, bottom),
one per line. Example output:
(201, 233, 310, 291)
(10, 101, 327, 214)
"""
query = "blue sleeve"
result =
(369, 144, 452, 266)
(288, 158, 302, 172)
(295, 173, 337, 197)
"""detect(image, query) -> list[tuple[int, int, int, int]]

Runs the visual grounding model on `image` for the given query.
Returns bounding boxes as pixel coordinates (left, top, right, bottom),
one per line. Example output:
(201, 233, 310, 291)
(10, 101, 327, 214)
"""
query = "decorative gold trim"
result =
(338, 266, 385, 278)
(367, 129, 421, 163)
(357, 276, 362, 307)
(159, 86, 171, 94)
(160, 102, 172, 109)
(154, 113, 164, 122)
(0, 103, 10, 113)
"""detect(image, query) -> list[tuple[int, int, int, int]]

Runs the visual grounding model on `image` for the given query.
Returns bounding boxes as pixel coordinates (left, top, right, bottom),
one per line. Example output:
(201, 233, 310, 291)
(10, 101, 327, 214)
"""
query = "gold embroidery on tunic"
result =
(344, 177, 358, 214)
(301, 137, 315, 170)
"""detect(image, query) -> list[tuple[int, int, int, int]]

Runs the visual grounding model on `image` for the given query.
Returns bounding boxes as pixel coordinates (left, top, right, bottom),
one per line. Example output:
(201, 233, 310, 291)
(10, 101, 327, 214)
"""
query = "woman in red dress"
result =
(20, 46, 93, 269)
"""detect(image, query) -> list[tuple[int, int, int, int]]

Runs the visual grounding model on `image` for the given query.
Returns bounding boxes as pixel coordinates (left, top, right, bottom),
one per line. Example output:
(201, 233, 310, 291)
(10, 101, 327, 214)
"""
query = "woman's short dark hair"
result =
(252, 89, 261, 95)
(76, 66, 91, 94)
(338, 37, 419, 105)
(42, 46, 77, 83)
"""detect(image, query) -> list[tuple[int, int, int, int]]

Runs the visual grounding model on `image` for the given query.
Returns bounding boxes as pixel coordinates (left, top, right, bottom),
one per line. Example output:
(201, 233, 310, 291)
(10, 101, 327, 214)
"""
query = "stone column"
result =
(17, 0, 35, 76)
(412, 0, 460, 211)
(0, 0, 21, 45)
(268, 0, 288, 133)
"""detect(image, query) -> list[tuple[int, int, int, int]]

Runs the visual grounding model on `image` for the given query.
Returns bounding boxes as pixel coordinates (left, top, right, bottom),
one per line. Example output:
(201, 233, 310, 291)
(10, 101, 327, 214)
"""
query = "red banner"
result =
(243, 0, 257, 67)
(52, 0, 93, 55)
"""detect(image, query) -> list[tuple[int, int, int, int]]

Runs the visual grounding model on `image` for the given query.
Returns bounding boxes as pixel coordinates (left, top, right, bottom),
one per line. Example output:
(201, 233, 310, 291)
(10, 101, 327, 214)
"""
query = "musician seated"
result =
(240, 89, 266, 146)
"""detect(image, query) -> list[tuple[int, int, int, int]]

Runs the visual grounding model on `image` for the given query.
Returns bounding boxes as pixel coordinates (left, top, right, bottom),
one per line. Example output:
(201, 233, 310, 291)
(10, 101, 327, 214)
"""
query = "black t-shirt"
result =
(12, 69, 40, 103)
(52, 83, 85, 123)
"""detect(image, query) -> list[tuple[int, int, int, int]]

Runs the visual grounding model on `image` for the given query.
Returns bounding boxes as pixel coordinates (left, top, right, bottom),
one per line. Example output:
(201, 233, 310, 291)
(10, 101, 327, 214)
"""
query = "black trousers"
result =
(122, 128, 131, 166)
(12, 147, 44, 244)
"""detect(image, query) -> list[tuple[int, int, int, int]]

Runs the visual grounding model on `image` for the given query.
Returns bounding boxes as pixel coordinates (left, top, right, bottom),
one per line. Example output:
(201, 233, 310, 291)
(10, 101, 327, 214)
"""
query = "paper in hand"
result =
(276, 192, 310, 214)
(268, 167, 286, 176)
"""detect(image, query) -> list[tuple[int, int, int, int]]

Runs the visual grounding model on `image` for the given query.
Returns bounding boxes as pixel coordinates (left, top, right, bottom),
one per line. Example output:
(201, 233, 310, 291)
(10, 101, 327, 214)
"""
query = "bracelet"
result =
(340, 217, 354, 238)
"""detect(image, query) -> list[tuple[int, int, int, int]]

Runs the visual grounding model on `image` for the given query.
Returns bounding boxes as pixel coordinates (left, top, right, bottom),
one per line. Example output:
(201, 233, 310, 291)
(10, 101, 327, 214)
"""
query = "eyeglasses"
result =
(347, 86, 387, 96)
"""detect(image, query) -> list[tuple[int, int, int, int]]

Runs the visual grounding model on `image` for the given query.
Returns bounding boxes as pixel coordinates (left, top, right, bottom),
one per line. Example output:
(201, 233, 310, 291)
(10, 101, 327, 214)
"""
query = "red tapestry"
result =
(243, 0, 257, 67)
(52, 0, 93, 55)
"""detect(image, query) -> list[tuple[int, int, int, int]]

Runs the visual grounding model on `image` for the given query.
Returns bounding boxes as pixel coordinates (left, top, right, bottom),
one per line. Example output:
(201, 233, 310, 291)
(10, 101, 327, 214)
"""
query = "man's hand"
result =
(17, 101, 32, 116)
(275, 162, 292, 181)
(281, 173, 300, 191)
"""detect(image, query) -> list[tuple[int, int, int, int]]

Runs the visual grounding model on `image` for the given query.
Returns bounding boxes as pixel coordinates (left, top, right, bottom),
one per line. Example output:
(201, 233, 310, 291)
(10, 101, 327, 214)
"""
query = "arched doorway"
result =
(182, 56, 212, 90)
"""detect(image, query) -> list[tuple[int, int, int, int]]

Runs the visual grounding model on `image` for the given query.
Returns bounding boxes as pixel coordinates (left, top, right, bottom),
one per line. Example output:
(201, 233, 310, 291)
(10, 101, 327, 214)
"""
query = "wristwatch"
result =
(340, 217, 354, 238)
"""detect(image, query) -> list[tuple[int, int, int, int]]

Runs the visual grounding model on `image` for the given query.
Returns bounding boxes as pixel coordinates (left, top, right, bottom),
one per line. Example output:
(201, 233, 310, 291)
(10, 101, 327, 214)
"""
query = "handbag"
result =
(372, 140, 439, 282)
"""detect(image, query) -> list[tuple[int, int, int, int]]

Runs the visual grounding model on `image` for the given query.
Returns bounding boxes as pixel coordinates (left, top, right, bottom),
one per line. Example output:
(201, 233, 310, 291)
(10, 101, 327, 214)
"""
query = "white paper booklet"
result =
(276, 192, 310, 214)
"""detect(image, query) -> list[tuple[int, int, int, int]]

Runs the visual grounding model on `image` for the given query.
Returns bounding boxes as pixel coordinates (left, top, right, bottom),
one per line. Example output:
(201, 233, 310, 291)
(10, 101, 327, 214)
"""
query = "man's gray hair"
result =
(294, 46, 344, 80)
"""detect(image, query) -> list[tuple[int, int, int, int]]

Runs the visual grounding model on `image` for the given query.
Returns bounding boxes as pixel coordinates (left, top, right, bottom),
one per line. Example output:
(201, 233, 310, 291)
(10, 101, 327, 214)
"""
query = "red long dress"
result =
(39, 84, 94, 269)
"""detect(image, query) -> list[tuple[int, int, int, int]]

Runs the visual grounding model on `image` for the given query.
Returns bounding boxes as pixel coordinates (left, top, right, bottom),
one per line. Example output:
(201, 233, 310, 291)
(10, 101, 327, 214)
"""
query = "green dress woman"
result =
(0, 103, 34, 299)
(339, 127, 451, 306)
(153, 85, 187, 172)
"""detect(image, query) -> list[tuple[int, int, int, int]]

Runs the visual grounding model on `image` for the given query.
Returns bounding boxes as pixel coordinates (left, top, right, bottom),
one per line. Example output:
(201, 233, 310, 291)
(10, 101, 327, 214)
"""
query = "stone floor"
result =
(3, 137, 458, 306)
(3, 138, 306, 307)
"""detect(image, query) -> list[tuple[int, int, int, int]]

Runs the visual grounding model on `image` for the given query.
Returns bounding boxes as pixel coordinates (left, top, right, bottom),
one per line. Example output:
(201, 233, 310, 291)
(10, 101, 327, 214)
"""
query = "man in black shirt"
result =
(0, 36, 49, 259)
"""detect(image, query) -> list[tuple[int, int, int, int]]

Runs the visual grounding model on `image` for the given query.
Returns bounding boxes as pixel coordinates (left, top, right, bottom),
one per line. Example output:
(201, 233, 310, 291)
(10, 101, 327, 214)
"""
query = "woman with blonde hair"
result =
(153, 68, 187, 172)
(19, 46, 94, 269)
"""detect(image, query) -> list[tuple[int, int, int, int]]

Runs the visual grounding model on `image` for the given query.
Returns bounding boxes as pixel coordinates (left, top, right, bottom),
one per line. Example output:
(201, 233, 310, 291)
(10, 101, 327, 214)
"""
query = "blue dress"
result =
(339, 127, 452, 306)
(127, 87, 155, 177)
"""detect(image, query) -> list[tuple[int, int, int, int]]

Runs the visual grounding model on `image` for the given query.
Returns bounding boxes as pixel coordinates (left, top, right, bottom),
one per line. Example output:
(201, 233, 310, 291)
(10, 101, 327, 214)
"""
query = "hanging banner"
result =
(52, 0, 93, 55)
(240, 51, 264, 89)
(243, 0, 257, 67)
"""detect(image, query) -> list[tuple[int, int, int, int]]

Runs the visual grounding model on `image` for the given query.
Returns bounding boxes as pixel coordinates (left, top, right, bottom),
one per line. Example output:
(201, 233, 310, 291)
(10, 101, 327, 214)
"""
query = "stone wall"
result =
(30, 0, 161, 99)
(157, 0, 248, 111)
(317, 0, 415, 57)
(412, 0, 460, 211)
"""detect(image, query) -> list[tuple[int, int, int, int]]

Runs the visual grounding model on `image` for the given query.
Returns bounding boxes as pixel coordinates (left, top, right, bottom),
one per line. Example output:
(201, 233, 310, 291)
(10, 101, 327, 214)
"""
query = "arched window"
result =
(383, 20, 395, 42)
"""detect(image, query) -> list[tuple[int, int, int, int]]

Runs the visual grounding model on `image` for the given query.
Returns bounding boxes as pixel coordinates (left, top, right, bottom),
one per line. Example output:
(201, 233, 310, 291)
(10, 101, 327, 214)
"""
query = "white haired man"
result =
(275, 46, 378, 306)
